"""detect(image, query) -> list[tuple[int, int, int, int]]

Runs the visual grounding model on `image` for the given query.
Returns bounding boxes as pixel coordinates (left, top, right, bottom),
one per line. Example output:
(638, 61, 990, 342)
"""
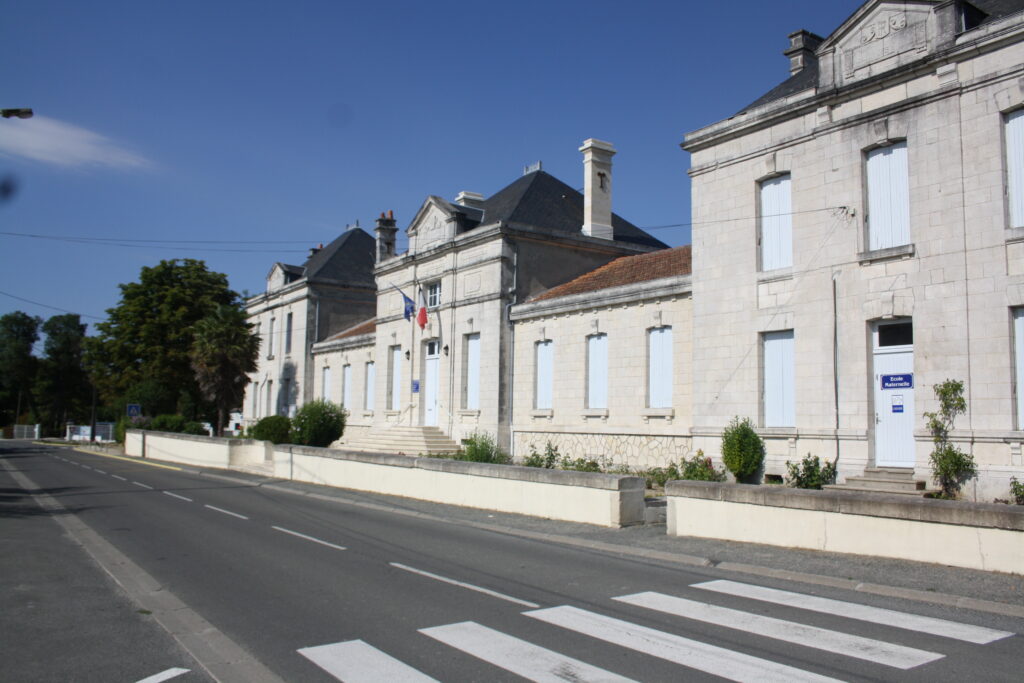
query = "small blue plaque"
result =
(881, 374, 913, 390)
(412, 380, 420, 393)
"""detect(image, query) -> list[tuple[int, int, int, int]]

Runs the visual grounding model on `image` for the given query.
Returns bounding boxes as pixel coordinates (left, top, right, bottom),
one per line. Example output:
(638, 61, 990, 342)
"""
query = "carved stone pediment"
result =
(406, 197, 455, 253)
(820, 1, 934, 88)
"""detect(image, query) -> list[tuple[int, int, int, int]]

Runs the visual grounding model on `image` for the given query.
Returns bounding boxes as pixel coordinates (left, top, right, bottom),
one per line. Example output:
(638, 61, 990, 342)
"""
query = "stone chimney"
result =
(454, 191, 485, 209)
(784, 29, 823, 75)
(375, 210, 397, 263)
(580, 138, 615, 240)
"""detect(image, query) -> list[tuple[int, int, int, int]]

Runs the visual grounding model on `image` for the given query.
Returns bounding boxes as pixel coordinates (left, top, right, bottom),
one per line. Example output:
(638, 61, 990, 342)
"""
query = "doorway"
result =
(423, 340, 440, 427)
(872, 320, 915, 468)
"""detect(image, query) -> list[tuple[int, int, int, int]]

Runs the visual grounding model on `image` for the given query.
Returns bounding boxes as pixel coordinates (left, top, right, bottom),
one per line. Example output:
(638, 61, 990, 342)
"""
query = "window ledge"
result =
(530, 409, 554, 420)
(266, 355, 275, 360)
(361, 411, 374, 418)
(641, 407, 675, 418)
(1005, 226, 1024, 243)
(757, 268, 793, 283)
(858, 243, 914, 264)
(384, 410, 401, 417)
(457, 409, 481, 417)
(757, 427, 797, 438)
(582, 408, 609, 420)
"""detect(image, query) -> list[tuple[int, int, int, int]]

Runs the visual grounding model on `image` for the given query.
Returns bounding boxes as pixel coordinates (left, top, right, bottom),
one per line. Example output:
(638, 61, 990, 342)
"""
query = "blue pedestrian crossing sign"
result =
(126, 403, 142, 418)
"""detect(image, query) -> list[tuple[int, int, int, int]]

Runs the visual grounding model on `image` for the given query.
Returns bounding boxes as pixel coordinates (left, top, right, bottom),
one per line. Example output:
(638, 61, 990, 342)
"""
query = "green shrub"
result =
(152, 414, 188, 433)
(785, 453, 837, 489)
(679, 450, 728, 482)
(291, 400, 346, 447)
(459, 431, 511, 464)
(559, 456, 603, 473)
(644, 463, 679, 488)
(249, 415, 292, 444)
(721, 416, 764, 482)
(182, 421, 209, 436)
(925, 379, 976, 498)
(1010, 477, 1024, 505)
(115, 415, 152, 443)
(523, 442, 559, 468)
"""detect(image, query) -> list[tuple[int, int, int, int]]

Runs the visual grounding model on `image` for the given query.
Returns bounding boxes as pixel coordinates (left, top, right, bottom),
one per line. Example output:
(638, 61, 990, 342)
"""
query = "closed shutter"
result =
(587, 334, 608, 410)
(763, 330, 795, 427)
(1008, 110, 1024, 228)
(1016, 309, 1024, 428)
(389, 347, 402, 411)
(867, 142, 910, 250)
(365, 362, 375, 411)
(465, 334, 480, 410)
(322, 366, 331, 401)
(342, 365, 352, 409)
(535, 341, 553, 410)
(760, 174, 792, 270)
(648, 327, 673, 408)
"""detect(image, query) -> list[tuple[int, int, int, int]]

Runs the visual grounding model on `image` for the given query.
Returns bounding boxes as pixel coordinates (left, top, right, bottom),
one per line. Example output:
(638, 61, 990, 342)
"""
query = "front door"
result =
(873, 321, 915, 468)
(424, 340, 439, 427)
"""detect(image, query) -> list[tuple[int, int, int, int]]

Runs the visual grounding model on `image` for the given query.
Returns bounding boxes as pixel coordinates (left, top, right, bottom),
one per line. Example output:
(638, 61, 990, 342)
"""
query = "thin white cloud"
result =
(0, 115, 154, 170)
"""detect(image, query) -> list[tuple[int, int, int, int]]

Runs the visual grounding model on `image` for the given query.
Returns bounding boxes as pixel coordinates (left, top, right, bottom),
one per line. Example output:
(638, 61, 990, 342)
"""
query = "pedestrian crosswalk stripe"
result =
(298, 639, 438, 682)
(420, 621, 638, 683)
(615, 591, 943, 669)
(526, 605, 842, 682)
(692, 580, 1014, 644)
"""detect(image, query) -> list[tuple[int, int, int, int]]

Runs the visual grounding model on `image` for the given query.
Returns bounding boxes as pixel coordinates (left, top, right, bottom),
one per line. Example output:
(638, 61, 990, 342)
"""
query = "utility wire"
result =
(0, 289, 104, 320)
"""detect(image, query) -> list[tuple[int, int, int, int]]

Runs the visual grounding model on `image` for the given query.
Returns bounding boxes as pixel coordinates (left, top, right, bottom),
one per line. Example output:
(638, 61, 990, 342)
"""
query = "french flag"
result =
(416, 288, 428, 330)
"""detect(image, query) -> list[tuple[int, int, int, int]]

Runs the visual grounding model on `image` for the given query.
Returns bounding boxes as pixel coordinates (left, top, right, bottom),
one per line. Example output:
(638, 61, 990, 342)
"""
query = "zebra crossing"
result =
(296, 579, 1015, 681)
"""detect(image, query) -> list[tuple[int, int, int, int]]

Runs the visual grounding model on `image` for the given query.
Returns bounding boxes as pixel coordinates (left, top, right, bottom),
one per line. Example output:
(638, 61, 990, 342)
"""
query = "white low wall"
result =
(123, 430, 645, 527)
(666, 481, 1024, 575)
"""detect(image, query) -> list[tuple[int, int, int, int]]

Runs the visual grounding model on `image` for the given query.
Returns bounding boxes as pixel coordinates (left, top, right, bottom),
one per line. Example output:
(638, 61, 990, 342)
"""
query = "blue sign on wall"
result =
(881, 374, 913, 390)
(412, 380, 420, 394)
(126, 403, 142, 417)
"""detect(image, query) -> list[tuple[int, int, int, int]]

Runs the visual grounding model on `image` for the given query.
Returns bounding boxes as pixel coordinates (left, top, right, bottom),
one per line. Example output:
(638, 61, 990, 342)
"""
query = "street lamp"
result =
(1, 108, 33, 119)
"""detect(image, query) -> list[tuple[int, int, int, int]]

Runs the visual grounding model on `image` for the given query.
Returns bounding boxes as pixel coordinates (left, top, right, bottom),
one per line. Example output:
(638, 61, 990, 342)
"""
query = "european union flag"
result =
(402, 293, 415, 321)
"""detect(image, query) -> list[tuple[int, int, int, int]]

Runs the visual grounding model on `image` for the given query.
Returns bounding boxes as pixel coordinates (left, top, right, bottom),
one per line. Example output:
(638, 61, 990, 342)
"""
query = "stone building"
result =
(682, 0, 1024, 499)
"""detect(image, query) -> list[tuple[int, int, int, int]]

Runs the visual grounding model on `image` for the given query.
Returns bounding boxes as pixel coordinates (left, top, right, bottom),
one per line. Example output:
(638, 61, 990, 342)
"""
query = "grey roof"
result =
(471, 170, 667, 249)
(302, 227, 376, 287)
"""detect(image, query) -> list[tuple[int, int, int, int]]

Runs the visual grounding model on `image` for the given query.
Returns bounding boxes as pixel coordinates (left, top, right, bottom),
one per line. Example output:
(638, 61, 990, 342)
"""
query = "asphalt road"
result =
(3, 440, 1021, 682)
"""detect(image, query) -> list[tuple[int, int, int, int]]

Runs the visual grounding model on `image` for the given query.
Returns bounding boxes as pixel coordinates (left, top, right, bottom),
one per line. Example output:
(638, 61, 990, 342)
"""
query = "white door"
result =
(873, 321, 915, 468)
(424, 341, 439, 427)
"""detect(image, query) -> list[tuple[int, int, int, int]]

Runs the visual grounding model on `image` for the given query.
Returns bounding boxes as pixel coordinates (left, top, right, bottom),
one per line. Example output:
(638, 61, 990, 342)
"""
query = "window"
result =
(760, 174, 792, 270)
(866, 141, 910, 251)
(388, 346, 402, 411)
(265, 379, 273, 417)
(463, 333, 480, 410)
(285, 312, 293, 355)
(342, 364, 352, 409)
(282, 378, 293, 417)
(1007, 109, 1024, 229)
(587, 333, 608, 410)
(648, 327, 673, 408)
(252, 382, 259, 418)
(763, 330, 795, 427)
(427, 281, 441, 308)
(267, 318, 276, 358)
(535, 340, 553, 410)
(321, 366, 331, 401)
(1015, 309, 1024, 428)
(364, 362, 375, 411)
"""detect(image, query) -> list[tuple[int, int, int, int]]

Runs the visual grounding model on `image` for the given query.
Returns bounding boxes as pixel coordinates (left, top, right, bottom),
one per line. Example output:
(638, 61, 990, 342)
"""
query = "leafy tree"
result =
(290, 399, 346, 447)
(34, 314, 90, 436)
(190, 304, 260, 436)
(925, 379, 976, 498)
(85, 259, 238, 418)
(721, 416, 765, 482)
(0, 311, 41, 425)
(249, 415, 292, 444)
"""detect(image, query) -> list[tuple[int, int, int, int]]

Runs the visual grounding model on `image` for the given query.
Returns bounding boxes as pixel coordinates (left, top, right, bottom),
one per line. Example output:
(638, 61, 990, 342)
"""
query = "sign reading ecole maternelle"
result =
(881, 374, 913, 390)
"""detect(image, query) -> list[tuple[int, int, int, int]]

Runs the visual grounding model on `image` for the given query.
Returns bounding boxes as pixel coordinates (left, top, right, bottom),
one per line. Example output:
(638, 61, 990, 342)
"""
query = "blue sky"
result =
(1, 0, 859, 331)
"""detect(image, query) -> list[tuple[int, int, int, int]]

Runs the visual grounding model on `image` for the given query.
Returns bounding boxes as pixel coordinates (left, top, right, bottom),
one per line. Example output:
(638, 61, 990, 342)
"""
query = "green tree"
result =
(190, 305, 260, 436)
(85, 259, 238, 418)
(290, 399, 346, 447)
(34, 314, 91, 436)
(0, 311, 41, 425)
(925, 379, 976, 498)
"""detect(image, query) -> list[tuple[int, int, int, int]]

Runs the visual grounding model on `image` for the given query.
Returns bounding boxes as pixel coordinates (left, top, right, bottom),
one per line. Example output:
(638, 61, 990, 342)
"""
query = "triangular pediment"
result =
(820, 1, 938, 87)
(406, 196, 458, 252)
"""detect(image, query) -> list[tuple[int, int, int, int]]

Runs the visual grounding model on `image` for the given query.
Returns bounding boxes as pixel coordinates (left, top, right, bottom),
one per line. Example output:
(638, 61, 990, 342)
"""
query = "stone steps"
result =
(339, 426, 461, 455)
(825, 466, 936, 497)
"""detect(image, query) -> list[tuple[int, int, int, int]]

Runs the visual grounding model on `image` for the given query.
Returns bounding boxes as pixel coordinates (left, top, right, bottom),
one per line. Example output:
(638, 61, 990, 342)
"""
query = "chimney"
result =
(307, 243, 323, 258)
(784, 30, 823, 75)
(580, 138, 615, 240)
(454, 191, 485, 209)
(375, 210, 397, 263)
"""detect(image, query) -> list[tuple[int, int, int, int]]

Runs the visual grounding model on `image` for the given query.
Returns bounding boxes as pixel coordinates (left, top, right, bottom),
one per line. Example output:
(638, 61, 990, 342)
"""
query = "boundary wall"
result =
(666, 481, 1024, 575)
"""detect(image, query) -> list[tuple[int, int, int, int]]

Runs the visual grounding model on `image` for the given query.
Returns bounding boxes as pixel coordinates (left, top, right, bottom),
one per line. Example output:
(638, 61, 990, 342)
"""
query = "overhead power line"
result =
(0, 289, 104, 320)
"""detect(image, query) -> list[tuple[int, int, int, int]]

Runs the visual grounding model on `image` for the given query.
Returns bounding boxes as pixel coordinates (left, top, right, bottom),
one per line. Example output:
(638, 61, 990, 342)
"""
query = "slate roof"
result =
(302, 228, 376, 287)
(529, 245, 691, 303)
(447, 170, 667, 250)
(324, 316, 376, 341)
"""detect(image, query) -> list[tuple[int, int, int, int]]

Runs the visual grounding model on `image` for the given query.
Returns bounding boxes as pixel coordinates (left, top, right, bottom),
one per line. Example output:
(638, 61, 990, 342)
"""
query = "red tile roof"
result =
(324, 317, 376, 342)
(530, 246, 691, 303)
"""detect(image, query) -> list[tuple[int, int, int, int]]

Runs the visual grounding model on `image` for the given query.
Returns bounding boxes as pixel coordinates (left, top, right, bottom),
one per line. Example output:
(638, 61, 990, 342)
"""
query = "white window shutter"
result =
(365, 362, 375, 412)
(342, 365, 352, 409)
(1015, 309, 1024, 428)
(466, 334, 480, 410)
(648, 327, 673, 408)
(764, 330, 795, 427)
(390, 347, 402, 411)
(535, 341, 553, 410)
(588, 334, 608, 410)
(1008, 110, 1024, 229)
(322, 366, 331, 401)
(867, 142, 910, 250)
(760, 175, 792, 270)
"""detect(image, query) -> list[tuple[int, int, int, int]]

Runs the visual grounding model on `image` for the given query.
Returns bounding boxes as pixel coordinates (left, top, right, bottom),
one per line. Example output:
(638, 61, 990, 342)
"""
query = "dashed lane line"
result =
(112, 475, 127, 481)
(135, 667, 191, 682)
(204, 504, 249, 520)
(133, 481, 154, 490)
(389, 562, 539, 609)
(271, 525, 346, 551)
(163, 491, 193, 503)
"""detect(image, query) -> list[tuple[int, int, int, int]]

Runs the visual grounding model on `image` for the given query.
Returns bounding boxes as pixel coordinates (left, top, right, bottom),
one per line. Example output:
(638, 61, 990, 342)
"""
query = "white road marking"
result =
(271, 525, 346, 551)
(135, 667, 190, 682)
(81, 465, 92, 470)
(389, 562, 539, 608)
(526, 605, 842, 683)
(616, 591, 943, 669)
(204, 504, 248, 520)
(421, 621, 637, 682)
(94, 468, 106, 474)
(132, 481, 153, 489)
(298, 639, 438, 682)
(693, 580, 1014, 644)
(112, 475, 127, 481)
(163, 491, 193, 503)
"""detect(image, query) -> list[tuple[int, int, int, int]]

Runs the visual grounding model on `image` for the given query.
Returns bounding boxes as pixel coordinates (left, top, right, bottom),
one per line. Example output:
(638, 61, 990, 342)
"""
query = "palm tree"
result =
(190, 305, 260, 436)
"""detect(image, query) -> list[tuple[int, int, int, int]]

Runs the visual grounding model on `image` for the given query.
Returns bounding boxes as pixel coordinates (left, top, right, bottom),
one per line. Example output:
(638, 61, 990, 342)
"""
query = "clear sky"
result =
(1, 0, 859, 332)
